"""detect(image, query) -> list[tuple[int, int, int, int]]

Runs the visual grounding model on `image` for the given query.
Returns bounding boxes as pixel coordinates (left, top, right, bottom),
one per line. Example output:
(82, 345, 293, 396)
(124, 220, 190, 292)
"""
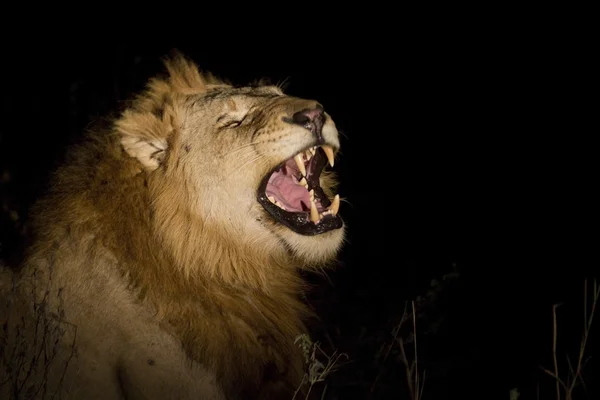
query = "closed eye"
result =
(223, 120, 242, 128)
(217, 114, 247, 129)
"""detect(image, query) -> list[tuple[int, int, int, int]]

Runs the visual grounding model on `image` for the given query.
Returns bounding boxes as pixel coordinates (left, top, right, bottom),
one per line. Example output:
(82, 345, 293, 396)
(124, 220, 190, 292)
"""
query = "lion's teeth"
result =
(321, 145, 335, 167)
(328, 194, 340, 215)
(299, 177, 308, 188)
(310, 198, 320, 223)
(294, 154, 306, 177)
(309, 189, 314, 202)
(268, 196, 287, 210)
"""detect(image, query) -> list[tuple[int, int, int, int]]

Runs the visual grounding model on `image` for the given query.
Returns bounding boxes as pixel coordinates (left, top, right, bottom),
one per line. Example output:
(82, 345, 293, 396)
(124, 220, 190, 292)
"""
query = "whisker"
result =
(276, 76, 291, 91)
(226, 148, 257, 162)
(337, 129, 350, 141)
(220, 138, 277, 157)
(220, 142, 259, 157)
(232, 153, 268, 174)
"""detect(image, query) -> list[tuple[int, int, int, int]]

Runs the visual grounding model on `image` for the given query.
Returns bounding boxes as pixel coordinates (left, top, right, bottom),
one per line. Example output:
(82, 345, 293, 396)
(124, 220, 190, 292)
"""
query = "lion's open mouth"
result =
(257, 145, 343, 235)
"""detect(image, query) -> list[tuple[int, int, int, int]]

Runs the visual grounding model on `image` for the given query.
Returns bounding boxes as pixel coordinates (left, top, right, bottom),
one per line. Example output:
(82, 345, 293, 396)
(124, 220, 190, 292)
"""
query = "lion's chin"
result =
(257, 145, 343, 236)
(280, 224, 346, 266)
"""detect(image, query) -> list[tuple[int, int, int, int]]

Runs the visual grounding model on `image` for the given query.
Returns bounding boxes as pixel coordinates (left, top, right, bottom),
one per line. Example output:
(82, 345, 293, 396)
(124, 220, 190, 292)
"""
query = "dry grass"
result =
(540, 279, 599, 400)
(0, 270, 78, 399)
(371, 300, 425, 400)
(293, 333, 349, 400)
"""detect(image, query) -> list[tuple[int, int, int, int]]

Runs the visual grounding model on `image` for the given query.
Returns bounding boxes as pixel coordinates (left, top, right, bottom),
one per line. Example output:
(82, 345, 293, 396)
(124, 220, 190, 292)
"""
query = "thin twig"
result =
(370, 303, 407, 394)
(397, 336, 415, 399)
(566, 279, 599, 397)
(540, 367, 567, 391)
(412, 301, 420, 400)
(542, 279, 599, 400)
(552, 304, 561, 400)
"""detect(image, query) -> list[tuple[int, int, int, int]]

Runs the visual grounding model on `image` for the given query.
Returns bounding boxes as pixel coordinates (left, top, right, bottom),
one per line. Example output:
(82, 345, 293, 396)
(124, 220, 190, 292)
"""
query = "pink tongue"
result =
(266, 171, 310, 212)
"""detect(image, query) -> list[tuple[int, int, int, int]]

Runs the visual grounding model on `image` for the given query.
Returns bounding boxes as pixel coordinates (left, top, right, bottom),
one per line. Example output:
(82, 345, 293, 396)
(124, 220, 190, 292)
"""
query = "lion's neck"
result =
(99, 182, 310, 396)
(126, 218, 309, 398)
(143, 186, 310, 396)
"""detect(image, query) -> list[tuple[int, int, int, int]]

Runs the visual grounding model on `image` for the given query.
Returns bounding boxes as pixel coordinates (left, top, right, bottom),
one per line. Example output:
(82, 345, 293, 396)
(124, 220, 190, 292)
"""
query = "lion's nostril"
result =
(289, 105, 325, 142)
(292, 107, 322, 125)
(291, 105, 323, 126)
(292, 112, 310, 125)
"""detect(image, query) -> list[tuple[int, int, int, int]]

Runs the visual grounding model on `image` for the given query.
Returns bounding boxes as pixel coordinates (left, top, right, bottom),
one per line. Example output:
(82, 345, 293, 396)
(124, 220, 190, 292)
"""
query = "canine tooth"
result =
(321, 145, 335, 167)
(268, 196, 276, 203)
(310, 198, 320, 223)
(275, 201, 286, 210)
(328, 194, 340, 215)
(299, 177, 308, 188)
(294, 154, 306, 176)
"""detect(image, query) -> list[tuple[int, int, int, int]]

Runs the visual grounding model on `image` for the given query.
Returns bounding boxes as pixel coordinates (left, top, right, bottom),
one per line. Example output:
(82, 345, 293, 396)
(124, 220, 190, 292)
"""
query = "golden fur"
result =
(0, 53, 345, 399)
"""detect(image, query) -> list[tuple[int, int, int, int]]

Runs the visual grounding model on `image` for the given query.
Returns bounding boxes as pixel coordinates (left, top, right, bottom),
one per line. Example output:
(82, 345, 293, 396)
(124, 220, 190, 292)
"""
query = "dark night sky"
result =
(0, 14, 597, 398)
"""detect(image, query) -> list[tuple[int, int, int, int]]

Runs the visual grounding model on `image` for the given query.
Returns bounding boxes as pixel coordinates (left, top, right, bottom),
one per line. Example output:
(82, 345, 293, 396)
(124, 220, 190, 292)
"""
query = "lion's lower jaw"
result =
(154, 202, 345, 280)
(284, 224, 346, 267)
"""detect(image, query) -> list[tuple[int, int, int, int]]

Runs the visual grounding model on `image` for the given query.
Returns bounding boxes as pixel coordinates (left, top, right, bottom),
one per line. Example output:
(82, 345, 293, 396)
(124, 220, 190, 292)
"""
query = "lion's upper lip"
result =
(257, 145, 343, 236)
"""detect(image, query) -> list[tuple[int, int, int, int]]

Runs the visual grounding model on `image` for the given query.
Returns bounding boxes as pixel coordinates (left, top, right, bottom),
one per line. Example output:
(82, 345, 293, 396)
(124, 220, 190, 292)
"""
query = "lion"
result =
(0, 53, 345, 399)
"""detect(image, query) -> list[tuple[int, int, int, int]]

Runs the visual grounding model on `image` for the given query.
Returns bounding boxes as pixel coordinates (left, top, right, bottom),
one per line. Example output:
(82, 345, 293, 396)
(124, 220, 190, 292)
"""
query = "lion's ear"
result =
(116, 108, 173, 172)
(115, 52, 204, 171)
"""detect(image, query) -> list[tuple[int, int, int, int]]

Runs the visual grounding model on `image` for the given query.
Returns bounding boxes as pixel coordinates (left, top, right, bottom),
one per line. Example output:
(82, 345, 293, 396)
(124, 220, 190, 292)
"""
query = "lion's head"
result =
(115, 53, 345, 281)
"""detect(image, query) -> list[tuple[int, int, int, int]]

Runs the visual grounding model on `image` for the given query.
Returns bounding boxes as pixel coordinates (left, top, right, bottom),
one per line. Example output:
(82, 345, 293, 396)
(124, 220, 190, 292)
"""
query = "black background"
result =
(0, 11, 596, 399)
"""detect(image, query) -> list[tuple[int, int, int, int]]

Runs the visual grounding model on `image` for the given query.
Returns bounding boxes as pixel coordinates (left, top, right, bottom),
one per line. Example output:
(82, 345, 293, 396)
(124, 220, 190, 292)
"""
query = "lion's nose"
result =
(290, 105, 325, 143)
